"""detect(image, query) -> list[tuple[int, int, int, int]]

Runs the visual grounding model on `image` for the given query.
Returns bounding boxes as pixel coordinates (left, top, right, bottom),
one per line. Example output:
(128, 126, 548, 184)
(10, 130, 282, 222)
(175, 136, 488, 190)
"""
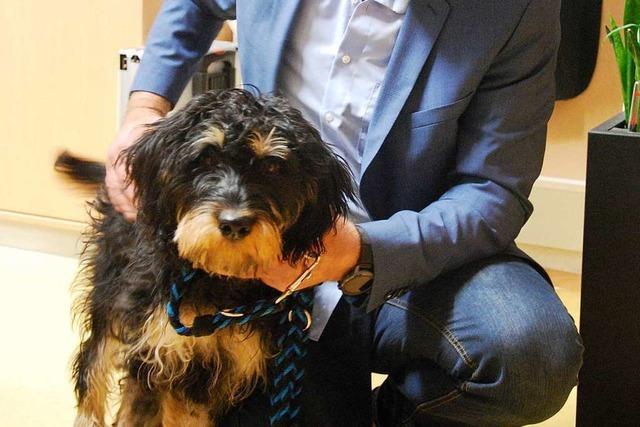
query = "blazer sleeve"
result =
(358, 0, 561, 311)
(130, 0, 236, 105)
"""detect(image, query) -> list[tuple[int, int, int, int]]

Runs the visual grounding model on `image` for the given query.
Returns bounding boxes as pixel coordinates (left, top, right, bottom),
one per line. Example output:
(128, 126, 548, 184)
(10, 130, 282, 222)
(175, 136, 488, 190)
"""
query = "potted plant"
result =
(606, 0, 640, 130)
(578, 1, 640, 425)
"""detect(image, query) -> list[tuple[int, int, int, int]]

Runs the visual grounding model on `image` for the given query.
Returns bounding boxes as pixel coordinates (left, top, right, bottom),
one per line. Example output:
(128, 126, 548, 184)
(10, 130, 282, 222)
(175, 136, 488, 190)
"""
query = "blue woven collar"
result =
(165, 268, 312, 337)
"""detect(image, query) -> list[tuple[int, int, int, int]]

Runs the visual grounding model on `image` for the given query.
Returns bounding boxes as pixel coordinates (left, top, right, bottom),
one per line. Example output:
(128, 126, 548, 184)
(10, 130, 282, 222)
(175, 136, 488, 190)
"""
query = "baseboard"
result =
(516, 175, 585, 273)
(517, 243, 582, 275)
(0, 210, 84, 258)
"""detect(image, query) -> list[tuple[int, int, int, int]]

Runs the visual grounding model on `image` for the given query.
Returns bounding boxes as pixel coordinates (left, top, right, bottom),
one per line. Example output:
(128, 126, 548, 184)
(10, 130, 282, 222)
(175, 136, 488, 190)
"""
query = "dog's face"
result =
(125, 89, 354, 277)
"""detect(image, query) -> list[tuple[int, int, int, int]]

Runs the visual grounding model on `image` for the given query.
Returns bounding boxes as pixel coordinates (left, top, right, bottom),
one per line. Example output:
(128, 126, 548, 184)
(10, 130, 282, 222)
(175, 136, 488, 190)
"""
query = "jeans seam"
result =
(387, 299, 477, 371)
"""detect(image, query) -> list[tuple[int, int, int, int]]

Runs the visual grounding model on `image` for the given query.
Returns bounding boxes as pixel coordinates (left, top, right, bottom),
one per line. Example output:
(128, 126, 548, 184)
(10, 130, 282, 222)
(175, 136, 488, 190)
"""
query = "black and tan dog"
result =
(56, 89, 354, 426)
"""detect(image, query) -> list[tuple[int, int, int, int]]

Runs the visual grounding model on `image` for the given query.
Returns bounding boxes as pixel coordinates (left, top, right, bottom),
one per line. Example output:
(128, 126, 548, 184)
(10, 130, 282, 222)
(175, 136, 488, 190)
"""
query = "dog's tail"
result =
(55, 151, 106, 190)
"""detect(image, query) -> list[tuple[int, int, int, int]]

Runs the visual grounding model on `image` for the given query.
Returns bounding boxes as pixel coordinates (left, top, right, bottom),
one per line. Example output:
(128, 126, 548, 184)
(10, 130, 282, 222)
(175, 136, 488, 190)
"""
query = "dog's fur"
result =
(56, 89, 354, 426)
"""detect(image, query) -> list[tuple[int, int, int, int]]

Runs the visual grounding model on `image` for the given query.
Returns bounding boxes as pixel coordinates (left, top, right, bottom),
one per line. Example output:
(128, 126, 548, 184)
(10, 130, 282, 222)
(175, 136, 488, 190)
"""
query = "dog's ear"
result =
(123, 108, 210, 232)
(122, 120, 180, 232)
(282, 144, 356, 262)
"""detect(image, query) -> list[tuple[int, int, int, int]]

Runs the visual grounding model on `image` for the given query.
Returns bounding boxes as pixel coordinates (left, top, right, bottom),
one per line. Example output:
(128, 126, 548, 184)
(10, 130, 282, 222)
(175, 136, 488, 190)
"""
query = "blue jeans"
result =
(221, 255, 583, 426)
(371, 255, 584, 426)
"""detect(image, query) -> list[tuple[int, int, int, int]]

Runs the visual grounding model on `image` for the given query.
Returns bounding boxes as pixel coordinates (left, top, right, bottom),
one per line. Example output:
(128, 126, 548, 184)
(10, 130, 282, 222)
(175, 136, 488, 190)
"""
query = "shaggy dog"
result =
(56, 89, 354, 426)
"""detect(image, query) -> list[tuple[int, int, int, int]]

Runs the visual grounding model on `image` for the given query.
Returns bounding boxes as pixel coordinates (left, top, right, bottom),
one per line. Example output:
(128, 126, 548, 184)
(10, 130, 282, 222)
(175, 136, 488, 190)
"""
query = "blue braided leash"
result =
(166, 268, 314, 426)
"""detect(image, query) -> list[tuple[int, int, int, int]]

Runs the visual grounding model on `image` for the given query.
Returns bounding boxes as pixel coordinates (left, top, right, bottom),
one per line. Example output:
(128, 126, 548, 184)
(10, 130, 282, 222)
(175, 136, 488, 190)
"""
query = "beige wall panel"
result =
(0, 1, 143, 222)
(544, 0, 624, 179)
(549, 0, 623, 144)
(143, 0, 164, 39)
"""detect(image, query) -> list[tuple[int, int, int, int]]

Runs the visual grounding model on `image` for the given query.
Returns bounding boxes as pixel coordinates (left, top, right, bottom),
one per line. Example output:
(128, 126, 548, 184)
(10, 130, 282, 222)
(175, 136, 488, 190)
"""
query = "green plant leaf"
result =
(625, 30, 639, 74)
(625, 30, 637, 124)
(625, 0, 640, 27)
(608, 18, 632, 120)
(606, 22, 640, 37)
(608, 2, 640, 125)
(628, 30, 640, 78)
(626, 28, 640, 126)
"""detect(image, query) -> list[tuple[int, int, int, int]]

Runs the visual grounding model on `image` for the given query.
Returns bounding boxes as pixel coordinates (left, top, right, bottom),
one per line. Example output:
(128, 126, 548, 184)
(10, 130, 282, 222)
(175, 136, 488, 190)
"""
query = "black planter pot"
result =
(577, 113, 640, 426)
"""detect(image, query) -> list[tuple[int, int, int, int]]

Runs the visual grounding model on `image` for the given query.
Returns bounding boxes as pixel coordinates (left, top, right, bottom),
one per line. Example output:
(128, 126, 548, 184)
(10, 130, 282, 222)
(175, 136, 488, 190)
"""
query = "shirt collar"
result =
(372, 0, 410, 14)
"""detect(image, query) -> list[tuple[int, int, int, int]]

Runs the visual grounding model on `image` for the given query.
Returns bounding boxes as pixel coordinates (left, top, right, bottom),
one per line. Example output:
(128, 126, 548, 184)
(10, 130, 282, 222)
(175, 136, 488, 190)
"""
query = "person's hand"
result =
(255, 219, 362, 293)
(106, 92, 171, 221)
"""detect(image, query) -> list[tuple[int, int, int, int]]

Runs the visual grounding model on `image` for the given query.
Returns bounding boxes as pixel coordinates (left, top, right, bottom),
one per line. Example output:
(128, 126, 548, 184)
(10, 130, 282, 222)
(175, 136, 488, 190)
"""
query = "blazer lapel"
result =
(360, 0, 450, 178)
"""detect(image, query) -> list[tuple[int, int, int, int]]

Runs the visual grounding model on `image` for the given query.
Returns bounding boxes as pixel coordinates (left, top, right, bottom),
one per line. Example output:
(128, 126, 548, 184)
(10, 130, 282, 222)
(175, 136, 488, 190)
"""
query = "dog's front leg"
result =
(114, 377, 162, 427)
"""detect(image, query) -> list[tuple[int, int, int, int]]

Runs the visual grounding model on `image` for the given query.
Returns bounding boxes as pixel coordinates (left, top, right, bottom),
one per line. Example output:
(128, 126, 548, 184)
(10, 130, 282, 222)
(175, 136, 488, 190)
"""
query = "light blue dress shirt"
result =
(277, 0, 409, 340)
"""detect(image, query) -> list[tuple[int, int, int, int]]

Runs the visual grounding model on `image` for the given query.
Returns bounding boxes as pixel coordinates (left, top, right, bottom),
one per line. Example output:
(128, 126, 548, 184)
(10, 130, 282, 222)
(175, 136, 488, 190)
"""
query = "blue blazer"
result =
(132, 0, 560, 311)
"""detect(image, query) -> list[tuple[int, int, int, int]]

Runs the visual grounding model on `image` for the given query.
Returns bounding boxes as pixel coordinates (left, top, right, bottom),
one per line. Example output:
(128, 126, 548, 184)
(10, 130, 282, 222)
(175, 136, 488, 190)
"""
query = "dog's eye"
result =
(262, 160, 282, 175)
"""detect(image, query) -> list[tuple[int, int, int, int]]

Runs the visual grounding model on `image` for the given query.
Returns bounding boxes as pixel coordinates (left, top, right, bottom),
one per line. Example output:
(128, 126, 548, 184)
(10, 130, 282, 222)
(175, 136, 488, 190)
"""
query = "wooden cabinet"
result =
(0, 1, 146, 222)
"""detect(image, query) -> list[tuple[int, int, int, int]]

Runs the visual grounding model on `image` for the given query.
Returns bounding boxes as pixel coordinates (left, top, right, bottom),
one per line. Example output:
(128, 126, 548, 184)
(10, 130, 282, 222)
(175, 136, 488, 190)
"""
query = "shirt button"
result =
(341, 54, 351, 64)
(324, 112, 334, 123)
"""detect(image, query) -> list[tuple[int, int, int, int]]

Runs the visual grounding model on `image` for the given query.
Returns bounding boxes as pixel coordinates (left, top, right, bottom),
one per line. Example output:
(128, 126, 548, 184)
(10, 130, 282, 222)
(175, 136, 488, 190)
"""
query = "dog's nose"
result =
(218, 210, 256, 241)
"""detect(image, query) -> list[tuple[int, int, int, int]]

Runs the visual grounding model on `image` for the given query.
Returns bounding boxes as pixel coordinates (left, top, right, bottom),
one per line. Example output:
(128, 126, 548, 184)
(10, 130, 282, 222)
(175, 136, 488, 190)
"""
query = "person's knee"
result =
(472, 310, 584, 424)
(384, 320, 583, 426)
(374, 257, 584, 425)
